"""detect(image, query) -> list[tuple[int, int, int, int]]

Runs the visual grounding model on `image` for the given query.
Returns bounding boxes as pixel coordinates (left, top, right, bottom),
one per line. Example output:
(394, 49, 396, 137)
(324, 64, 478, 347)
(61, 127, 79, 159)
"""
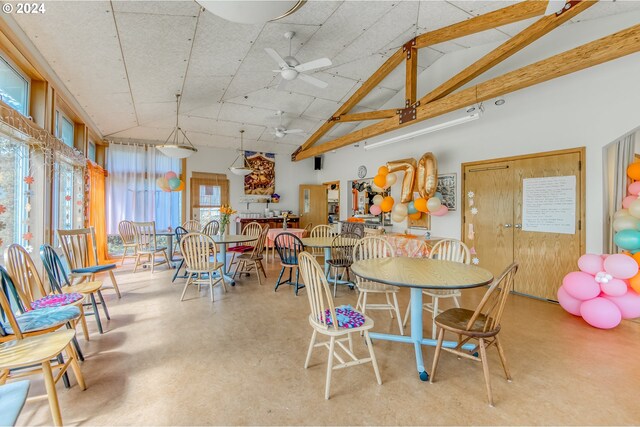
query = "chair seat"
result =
(237, 253, 263, 261)
(61, 281, 102, 295)
(228, 245, 253, 253)
(0, 330, 76, 369)
(327, 259, 351, 268)
(1, 306, 80, 335)
(435, 308, 499, 338)
(423, 289, 461, 298)
(31, 293, 84, 310)
(356, 281, 399, 293)
(0, 380, 30, 427)
(185, 263, 225, 274)
(72, 263, 117, 274)
(308, 312, 374, 336)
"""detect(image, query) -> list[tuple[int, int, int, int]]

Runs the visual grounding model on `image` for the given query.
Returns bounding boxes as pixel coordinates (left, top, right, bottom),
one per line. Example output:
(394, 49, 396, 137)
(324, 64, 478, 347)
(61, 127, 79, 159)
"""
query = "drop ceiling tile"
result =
(222, 72, 279, 100)
(180, 116, 265, 140)
(282, 72, 357, 102)
(418, 1, 473, 31)
(448, 1, 523, 17)
(108, 126, 174, 141)
(277, 1, 343, 25)
(226, 86, 315, 115)
(136, 101, 176, 126)
(327, 122, 359, 138)
(356, 85, 401, 110)
(182, 102, 223, 120)
(302, 98, 341, 120)
(496, 17, 539, 37)
(379, 64, 426, 91)
(454, 29, 509, 48)
(570, 0, 640, 22)
(219, 102, 280, 126)
(429, 40, 468, 54)
(325, 54, 388, 82)
(112, 1, 200, 16)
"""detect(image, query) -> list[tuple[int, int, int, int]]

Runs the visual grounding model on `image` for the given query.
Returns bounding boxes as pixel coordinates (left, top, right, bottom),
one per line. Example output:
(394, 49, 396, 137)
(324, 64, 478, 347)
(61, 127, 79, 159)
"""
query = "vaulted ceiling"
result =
(10, 0, 640, 154)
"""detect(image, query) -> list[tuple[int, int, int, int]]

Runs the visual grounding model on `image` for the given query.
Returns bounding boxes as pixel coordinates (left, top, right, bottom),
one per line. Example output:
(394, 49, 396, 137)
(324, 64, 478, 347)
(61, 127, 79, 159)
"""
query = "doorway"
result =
(462, 148, 585, 301)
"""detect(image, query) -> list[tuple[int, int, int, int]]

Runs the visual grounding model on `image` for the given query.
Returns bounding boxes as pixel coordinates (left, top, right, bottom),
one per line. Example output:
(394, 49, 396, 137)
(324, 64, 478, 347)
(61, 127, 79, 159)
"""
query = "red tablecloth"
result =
(266, 228, 306, 248)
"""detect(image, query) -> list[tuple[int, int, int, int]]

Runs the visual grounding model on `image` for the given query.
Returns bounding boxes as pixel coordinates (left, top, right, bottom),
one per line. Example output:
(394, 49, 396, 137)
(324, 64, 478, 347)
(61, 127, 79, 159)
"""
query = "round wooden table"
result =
(300, 237, 334, 274)
(211, 234, 257, 285)
(351, 257, 493, 381)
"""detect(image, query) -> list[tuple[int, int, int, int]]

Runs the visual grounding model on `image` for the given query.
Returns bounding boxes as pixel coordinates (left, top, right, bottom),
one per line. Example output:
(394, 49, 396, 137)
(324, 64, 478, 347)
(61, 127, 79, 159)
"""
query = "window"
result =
(88, 140, 96, 162)
(190, 172, 229, 226)
(196, 184, 222, 224)
(55, 110, 74, 148)
(0, 136, 30, 252)
(52, 157, 84, 246)
(0, 55, 29, 116)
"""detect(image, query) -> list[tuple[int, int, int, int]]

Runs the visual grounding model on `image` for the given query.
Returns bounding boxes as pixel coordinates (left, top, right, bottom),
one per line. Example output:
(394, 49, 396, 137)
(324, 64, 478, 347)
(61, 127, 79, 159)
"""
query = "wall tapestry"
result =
(244, 151, 275, 195)
(436, 173, 457, 211)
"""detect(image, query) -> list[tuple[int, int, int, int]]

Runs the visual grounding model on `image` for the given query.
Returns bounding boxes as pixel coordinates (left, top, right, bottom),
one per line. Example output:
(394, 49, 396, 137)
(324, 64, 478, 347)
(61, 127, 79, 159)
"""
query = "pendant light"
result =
(157, 93, 198, 159)
(229, 130, 252, 176)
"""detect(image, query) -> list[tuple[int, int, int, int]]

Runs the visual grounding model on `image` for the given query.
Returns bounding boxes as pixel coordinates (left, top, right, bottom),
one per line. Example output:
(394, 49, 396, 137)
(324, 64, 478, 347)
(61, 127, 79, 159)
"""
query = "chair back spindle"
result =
(274, 233, 305, 267)
(40, 245, 73, 294)
(133, 221, 159, 253)
(4, 244, 49, 304)
(57, 228, 98, 271)
(182, 220, 201, 233)
(329, 233, 360, 266)
(0, 266, 28, 339)
(467, 263, 518, 333)
(352, 236, 394, 262)
(298, 252, 338, 330)
(430, 239, 471, 264)
(202, 220, 220, 237)
(181, 233, 218, 272)
(118, 220, 136, 245)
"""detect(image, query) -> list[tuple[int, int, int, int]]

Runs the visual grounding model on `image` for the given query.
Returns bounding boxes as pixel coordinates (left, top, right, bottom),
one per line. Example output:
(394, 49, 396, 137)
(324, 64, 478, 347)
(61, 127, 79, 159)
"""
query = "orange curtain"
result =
(86, 161, 109, 263)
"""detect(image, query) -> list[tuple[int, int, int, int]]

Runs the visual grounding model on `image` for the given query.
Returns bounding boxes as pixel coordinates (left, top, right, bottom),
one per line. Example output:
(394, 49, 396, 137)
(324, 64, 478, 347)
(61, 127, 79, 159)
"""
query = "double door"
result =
(462, 149, 584, 300)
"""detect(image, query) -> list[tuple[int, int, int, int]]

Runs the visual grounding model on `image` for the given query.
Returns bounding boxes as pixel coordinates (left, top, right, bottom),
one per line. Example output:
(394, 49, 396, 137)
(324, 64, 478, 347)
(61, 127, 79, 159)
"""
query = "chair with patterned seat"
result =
(40, 244, 110, 335)
(132, 221, 171, 273)
(118, 220, 137, 266)
(57, 227, 121, 299)
(274, 232, 305, 295)
(232, 225, 269, 286)
(229, 221, 262, 269)
(352, 237, 403, 335)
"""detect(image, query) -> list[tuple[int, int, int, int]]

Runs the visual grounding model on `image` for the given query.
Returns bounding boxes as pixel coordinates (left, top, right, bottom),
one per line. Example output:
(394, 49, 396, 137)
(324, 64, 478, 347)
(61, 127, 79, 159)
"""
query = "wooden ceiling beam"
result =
(332, 109, 398, 123)
(414, 0, 548, 49)
(420, 0, 596, 105)
(404, 39, 418, 106)
(294, 23, 640, 160)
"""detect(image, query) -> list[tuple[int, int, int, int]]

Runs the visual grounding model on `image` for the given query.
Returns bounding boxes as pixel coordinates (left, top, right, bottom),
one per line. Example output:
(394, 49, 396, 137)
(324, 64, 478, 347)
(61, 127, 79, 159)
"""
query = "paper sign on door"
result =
(522, 176, 576, 234)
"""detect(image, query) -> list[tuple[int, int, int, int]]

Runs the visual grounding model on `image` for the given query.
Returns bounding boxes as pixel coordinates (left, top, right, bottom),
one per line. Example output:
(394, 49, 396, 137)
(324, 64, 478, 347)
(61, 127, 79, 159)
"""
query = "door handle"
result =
(515, 224, 522, 229)
(504, 224, 512, 228)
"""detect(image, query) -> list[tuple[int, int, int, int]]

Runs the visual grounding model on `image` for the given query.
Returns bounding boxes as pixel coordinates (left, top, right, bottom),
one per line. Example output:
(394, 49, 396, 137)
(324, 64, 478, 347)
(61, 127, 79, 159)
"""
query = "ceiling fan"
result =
(265, 31, 332, 90)
(271, 110, 305, 139)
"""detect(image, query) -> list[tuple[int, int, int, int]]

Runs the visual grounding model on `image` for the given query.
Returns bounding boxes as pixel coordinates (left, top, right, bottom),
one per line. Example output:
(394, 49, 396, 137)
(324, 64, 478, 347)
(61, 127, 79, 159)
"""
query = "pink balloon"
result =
(430, 205, 448, 216)
(603, 254, 639, 279)
(604, 289, 640, 319)
(165, 171, 178, 180)
(623, 195, 638, 209)
(629, 181, 640, 196)
(369, 205, 382, 215)
(580, 297, 622, 329)
(557, 285, 582, 316)
(600, 278, 628, 297)
(562, 271, 600, 300)
(577, 254, 604, 275)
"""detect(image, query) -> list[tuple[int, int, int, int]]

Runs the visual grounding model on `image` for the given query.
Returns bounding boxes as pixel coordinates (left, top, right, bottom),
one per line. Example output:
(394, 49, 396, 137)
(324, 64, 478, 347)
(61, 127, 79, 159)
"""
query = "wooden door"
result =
(463, 162, 515, 280)
(299, 185, 327, 228)
(513, 153, 582, 300)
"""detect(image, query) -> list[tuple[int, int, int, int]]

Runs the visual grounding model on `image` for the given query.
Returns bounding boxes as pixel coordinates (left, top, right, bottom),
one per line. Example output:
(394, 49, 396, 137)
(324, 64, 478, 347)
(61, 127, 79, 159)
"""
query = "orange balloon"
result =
(414, 198, 428, 213)
(630, 272, 640, 294)
(176, 180, 185, 191)
(378, 166, 389, 176)
(628, 163, 640, 180)
(632, 252, 640, 265)
(408, 212, 422, 220)
(373, 174, 387, 188)
(380, 196, 394, 212)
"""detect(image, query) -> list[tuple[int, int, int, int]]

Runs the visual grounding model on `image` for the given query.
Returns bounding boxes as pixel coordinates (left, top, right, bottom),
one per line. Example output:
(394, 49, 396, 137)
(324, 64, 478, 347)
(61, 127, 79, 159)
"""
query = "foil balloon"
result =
(386, 158, 416, 203)
(417, 152, 438, 199)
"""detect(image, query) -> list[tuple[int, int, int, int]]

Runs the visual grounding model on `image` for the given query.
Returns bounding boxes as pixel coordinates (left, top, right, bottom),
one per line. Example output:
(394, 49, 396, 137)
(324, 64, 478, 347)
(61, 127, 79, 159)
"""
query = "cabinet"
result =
(236, 217, 300, 234)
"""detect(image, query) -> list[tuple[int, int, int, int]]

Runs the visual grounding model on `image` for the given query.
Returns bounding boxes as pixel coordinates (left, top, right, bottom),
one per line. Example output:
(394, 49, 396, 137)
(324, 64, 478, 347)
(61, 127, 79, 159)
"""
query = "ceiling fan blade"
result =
(544, 0, 566, 15)
(297, 73, 328, 89)
(265, 48, 288, 69)
(284, 129, 304, 134)
(295, 57, 332, 73)
(276, 78, 290, 91)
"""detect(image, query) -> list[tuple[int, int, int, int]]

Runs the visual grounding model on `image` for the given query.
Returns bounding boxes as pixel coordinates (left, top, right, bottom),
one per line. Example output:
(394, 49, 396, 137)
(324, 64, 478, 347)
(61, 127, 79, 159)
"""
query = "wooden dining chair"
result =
(180, 233, 227, 302)
(40, 244, 110, 335)
(274, 232, 305, 295)
(403, 238, 471, 338)
(118, 220, 137, 265)
(310, 225, 333, 259)
(232, 225, 269, 285)
(57, 227, 121, 299)
(352, 237, 403, 335)
(0, 271, 86, 427)
(132, 221, 171, 273)
(201, 220, 220, 237)
(430, 263, 518, 407)
(229, 221, 263, 266)
(302, 222, 313, 237)
(182, 220, 201, 232)
(297, 252, 381, 399)
(326, 233, 360, 297)
(171, 227, 189, 283)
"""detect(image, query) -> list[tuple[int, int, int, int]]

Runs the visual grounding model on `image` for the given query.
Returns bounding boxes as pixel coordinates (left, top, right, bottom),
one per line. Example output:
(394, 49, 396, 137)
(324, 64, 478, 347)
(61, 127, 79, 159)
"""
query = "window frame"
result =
(0, 52, 31, 117)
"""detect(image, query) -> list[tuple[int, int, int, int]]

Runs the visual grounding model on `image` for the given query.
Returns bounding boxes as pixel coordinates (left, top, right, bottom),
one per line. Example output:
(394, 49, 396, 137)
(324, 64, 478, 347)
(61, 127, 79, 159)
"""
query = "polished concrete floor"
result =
(15, 256, 640, 426)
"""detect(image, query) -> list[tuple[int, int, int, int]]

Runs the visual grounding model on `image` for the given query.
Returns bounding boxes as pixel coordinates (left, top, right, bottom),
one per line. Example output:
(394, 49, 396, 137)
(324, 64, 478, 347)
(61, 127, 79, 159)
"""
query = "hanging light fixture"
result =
(196, 0, 305, 24)
(229, 130, 252, 176)
(156, 93, 198, 159)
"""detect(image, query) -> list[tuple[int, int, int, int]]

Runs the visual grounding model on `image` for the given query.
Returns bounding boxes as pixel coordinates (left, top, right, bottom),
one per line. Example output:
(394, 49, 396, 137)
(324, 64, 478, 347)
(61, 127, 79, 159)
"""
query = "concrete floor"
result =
(15, 257, 640, 426)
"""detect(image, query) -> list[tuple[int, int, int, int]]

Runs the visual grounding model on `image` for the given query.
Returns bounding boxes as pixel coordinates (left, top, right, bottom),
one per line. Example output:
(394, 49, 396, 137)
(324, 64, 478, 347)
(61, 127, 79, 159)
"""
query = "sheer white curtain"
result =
(106, 143, 181, 234)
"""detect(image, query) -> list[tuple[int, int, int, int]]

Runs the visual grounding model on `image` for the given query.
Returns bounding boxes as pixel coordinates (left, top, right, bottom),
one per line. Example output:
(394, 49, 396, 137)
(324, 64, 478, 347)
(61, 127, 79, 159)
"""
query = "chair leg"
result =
(79, 305, 89, 341)
(57, 354, 70, 389)
(429, 327, 445, 384)
(133, 254, 141, 273)
(172, 259, 185, 282)
(495, 336, 512, 381)
(66, 343, 87, 390)
(120, 247, 127, 266)
(356, 289, 363, 311)
(108, 270, 121, 299)
(209, 273, 214, 302)
(89, 293, 104, 334)
(304, 330, 317, 369)
(219, 267, 228, 293)
(42, 360, 63, 427)
(163, 250, 172, 269)
(325, 336, 336, 400)
(361, 291, 368, 315)
(348, 332, 353, 353)
(431, 296, 439, 340)
(364, 331, 382, 385)
(333, 267, 338, 298)
(402, 301, 410, 327)
(151, 254, 155, 274)
(392, 292, 404, 336)
(259, 260, 267, 278)
(71, 336, 84, 362)
(453, 295, 461, 308)
(255, 262, 262, 286)
(97, 290, 110, 320)
(274, 266, 285, 292)
(295, 268, 301, 295)
(478, 338, 494, 407)
(385, 293, 393, 318)
(180, 275, 192, 301)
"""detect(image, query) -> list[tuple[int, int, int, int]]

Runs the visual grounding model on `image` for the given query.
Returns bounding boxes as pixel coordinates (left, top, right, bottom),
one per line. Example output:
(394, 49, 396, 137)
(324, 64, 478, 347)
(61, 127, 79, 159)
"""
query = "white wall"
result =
(315, 11, 640, 253)
(186, 146, 316, 221)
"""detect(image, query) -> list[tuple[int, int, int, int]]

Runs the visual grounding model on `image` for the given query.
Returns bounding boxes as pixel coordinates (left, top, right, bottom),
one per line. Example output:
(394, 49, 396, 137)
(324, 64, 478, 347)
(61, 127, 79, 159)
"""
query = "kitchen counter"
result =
(236, 216, 300, 234)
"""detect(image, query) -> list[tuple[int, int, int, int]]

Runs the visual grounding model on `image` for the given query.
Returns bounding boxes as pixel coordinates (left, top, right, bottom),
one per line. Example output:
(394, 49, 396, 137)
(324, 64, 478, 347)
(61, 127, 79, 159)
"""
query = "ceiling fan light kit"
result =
(157, 93, 198, 159)
(229, 130, 253, 176)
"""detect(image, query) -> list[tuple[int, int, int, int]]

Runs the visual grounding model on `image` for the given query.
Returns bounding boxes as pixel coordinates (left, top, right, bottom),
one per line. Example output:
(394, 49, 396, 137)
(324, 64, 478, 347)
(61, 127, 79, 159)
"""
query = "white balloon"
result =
(370, 183, 384, 193)
(629, 199, 640, 218)
(385, 173, 397, 187)
(614, 209, 631, 219)
(393, 203, 408, 216)
(391, 212, 406, 223)
(372, 195, 384, 206)
(613, 216, 639, 232)
(427, 197, 442, 212)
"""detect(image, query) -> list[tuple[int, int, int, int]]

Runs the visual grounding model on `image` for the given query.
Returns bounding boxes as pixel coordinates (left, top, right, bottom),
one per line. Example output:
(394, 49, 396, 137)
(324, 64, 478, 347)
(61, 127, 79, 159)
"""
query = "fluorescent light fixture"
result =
(363, 113, 480, 151)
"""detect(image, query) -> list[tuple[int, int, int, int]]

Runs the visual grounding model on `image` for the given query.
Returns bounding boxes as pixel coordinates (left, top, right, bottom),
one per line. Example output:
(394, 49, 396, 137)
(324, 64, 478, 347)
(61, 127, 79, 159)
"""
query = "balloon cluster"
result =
(558, 253, 640, 329)
(156, 171, 184, 192)
(613, 162, 640, 251)
(369, 163, 448, 223)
